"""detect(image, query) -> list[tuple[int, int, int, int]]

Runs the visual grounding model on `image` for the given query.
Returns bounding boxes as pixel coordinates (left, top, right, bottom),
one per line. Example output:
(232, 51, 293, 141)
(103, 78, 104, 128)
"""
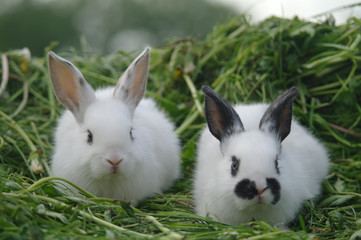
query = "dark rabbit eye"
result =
(87, 130, 93, 145)
(275, 155, 280, 174)
(231, 156, 240, 176)
(130, 127, 134, 141)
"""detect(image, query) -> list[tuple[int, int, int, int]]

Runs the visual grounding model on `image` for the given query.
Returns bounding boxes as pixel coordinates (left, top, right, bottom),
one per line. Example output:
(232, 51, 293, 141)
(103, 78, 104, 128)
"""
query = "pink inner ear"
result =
(278, 101, 292, 140)
(279, 102, 291, 128)
(53, 62, 79, 110)
(129, 58, 148, 105)
(207, 98, 225, 138)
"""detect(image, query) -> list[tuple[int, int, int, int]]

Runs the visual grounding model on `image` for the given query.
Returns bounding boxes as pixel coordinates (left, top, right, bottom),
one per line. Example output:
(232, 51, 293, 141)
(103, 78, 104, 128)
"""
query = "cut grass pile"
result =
(1, 15, 361, 239)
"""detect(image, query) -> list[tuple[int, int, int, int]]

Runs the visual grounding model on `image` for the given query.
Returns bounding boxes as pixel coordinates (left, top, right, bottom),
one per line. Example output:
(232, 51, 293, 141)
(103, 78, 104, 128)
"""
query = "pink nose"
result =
(106, 159, 122, 167)
(257, 186, 269, 196)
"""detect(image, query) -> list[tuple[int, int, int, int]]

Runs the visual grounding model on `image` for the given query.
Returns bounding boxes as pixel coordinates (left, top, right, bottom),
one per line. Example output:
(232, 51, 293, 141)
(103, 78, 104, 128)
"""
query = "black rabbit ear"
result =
(259, 87, 299, 142)
(202, 86, 244, 142)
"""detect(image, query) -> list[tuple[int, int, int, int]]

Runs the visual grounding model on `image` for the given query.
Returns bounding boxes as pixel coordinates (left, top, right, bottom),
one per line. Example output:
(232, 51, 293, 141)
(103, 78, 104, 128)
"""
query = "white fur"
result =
(193, 103, 329, 226)
(52, 87, 181, 204)
(49, 47, 181, 205)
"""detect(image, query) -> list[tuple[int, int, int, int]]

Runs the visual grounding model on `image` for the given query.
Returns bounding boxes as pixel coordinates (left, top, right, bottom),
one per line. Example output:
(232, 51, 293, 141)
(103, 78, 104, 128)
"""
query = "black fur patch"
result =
(234, 179, 258, 200)
(275, 155, 280, 174)
(266, 178, 281, 204)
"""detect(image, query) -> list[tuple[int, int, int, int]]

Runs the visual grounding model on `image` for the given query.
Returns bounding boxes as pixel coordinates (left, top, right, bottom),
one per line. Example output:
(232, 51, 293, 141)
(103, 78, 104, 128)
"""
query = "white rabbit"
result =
(193, 86, 329, 228)
(48, 48, 181, 205)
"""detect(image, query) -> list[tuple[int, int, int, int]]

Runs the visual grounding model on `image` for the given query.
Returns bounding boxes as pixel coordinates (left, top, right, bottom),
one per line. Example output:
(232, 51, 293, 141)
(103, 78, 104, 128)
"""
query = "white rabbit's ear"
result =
(202, 86, 244, 142)
(113, 48, 150, 116)
(259, 87, 299, 142)
(48, 52, 96, 123)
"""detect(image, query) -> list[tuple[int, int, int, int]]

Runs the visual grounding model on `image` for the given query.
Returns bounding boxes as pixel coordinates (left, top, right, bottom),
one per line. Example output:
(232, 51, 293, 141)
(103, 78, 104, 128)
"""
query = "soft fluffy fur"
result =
(193, 87, 329, 227)
(49, 49, 180, 205)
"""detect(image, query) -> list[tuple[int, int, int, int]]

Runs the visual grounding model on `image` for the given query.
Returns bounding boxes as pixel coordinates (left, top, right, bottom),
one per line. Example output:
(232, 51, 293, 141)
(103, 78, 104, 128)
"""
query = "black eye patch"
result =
(275, 155, 280, 174)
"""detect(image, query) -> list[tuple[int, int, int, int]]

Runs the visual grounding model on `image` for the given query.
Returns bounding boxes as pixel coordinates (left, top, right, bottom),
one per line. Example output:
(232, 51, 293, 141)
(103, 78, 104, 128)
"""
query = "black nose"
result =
(234, 179, 258, 200)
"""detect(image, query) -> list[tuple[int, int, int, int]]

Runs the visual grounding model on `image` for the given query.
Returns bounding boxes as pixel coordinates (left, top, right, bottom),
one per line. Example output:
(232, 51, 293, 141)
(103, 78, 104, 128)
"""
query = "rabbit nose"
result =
(258, 186, 269, 195)
(106, 159, 122, 166)
(234, 179, 271, 201)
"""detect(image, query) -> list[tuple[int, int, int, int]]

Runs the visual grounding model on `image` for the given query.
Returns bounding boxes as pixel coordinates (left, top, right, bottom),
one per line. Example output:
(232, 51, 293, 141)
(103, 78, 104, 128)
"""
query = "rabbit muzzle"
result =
(234, 178, 281, 205)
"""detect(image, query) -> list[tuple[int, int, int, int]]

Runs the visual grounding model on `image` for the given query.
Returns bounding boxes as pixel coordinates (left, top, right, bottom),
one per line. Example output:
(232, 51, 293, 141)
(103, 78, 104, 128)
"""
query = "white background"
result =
(209, 0, 361, 25)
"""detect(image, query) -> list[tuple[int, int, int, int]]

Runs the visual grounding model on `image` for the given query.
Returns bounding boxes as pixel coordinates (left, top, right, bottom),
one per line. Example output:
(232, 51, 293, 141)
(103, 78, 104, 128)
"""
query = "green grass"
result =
(1, 14, 361, 239)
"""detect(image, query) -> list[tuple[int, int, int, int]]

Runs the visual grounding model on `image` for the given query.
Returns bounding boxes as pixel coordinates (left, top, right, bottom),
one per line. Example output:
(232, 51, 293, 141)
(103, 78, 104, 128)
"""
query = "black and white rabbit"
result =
(193, 86, 329, 227)
(48, 48, 181, 205)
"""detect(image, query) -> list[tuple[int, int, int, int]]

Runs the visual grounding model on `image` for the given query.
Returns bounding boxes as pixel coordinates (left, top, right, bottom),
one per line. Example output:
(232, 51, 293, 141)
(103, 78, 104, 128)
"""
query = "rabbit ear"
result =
(259, 87, 299, 142)
(48, 52, 96, 123)
(113, 47, 150, 117)
(202, 86, 244, 142)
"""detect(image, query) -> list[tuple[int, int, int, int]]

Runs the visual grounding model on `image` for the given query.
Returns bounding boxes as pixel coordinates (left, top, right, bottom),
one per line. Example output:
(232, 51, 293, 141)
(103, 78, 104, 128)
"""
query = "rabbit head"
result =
(48, 48, 150, 179)
(201, 86, 298, 210)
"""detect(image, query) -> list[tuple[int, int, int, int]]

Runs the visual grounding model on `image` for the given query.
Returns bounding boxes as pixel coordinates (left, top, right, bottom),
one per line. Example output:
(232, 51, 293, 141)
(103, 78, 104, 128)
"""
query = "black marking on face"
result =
(275, 155, 280, 174)
(266, 178, 281, 204)
(87, 129, 93, 145)
(231, 156, 240, 176)
(234, 179, 258, 200)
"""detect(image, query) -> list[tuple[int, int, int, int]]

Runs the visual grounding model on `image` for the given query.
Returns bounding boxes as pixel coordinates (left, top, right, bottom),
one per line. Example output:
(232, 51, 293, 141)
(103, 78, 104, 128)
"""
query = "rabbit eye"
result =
(275, 155, 280, 174)
(231, 156, 240, 176)
(130, 127, 134, 141)
(87, 130, 93, 145)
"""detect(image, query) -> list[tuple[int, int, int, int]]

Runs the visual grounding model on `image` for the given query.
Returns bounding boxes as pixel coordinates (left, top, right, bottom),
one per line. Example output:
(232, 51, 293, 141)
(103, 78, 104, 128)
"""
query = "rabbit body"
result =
(49, 49, 180, 205)
(194, 87, 329, 226)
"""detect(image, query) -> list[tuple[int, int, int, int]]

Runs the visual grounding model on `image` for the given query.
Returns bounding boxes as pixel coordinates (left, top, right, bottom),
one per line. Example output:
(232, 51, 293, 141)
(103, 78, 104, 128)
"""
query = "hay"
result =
(1, 15, 361, 239)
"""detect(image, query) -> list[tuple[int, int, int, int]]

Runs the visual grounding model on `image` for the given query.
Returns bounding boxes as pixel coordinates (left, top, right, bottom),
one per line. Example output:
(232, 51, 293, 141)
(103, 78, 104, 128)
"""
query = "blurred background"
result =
(0, 0, 360, 56)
